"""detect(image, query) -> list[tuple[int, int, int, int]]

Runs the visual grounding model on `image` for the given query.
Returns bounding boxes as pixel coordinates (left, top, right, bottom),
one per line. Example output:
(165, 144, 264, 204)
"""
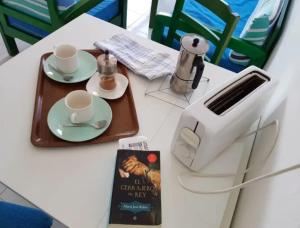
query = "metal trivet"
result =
(145, 75, 210, 109)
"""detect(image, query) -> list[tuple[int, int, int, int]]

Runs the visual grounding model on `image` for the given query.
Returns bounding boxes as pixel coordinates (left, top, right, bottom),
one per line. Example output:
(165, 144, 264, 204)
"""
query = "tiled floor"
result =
(127, 0, 152, 37)
(0, 38, 30, 65)
(0, 2, 151, 227)
(1, 185, 35, 208)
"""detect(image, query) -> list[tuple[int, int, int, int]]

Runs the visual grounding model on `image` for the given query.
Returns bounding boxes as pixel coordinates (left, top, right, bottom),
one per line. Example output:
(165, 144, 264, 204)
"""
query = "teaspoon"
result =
(63, 120, 108, 129)
(42, 59, 74, 81)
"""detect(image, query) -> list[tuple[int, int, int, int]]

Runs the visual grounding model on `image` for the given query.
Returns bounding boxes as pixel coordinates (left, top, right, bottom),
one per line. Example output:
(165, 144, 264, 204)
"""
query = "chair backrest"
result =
(0, 0, 67, 44)
(0, 0, 109, 43)
(0, 0, 63, 29)
(165, 0, 240, 64)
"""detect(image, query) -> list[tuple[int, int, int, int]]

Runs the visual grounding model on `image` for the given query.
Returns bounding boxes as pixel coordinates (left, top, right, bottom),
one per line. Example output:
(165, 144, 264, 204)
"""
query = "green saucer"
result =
(44, 50, 97, 84)
(47, 97, 112, 142)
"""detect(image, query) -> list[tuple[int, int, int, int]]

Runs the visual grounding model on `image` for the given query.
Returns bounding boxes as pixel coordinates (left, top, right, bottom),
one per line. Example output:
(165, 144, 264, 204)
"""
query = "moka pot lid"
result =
(181, 33, 209, 55)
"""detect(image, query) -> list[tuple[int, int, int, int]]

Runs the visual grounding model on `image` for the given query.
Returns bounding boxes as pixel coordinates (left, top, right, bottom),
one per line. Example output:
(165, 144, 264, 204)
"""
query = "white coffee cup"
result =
(65, 90, 94, 123)
(54, 44, 78, 73)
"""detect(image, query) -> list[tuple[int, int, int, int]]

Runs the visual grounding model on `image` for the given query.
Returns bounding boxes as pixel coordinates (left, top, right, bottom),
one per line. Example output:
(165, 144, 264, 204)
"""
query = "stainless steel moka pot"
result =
(170, 34, 209, 94)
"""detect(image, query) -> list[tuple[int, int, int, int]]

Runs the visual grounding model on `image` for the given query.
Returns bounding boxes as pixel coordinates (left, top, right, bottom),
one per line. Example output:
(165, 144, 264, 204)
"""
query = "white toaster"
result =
(171, 66, 275, 171)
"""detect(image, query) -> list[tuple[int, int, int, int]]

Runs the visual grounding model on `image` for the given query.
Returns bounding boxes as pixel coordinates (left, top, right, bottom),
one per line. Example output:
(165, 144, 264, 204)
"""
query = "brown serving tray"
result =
(31, 50, 139, 147)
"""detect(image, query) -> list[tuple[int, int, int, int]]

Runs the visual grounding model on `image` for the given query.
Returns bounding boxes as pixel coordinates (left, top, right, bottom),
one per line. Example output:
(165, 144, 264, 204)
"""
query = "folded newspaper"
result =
(94, 34, 176, 80)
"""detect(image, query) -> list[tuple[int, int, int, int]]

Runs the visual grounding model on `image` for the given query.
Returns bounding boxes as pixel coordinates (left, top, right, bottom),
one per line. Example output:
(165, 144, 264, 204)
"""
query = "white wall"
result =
(157, 0, 176, 13)
(232, 1, 300, 227)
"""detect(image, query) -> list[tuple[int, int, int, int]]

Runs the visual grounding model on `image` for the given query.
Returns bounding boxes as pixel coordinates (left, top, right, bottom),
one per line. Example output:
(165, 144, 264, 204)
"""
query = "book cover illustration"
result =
(109, 149, 161, 226)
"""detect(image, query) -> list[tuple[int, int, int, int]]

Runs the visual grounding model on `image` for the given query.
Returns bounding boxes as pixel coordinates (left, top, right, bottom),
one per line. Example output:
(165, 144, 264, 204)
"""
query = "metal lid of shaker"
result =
(97, 50, 117, 75)
(181, 33, 209, 55)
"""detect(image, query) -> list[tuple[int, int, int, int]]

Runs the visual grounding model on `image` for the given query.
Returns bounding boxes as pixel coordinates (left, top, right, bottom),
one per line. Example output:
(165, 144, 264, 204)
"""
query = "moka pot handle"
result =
(192, 56, 205, 89)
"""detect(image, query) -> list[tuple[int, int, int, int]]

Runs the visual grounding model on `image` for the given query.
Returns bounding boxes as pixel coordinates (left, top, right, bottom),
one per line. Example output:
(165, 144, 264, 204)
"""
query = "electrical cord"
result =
(178, 163, 300, 194)
(240, 120, 280, 174)
(177, 120, 300, 194)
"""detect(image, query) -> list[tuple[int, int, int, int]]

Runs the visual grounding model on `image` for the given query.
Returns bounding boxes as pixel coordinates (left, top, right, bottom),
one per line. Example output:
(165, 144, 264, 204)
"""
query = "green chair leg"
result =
(149, 0, 159, 28)
(121, 0, 128, 28)
(0, 30, 19, 56)
(151, 13, 171, 43)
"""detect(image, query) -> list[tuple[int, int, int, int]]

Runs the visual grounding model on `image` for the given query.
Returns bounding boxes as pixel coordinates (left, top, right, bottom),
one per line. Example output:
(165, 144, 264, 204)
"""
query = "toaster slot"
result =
(205, 72, 269, 115)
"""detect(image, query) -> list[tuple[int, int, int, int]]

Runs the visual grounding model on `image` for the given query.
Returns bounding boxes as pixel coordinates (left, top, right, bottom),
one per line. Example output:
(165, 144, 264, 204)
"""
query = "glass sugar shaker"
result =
(97, 50, 117, 90)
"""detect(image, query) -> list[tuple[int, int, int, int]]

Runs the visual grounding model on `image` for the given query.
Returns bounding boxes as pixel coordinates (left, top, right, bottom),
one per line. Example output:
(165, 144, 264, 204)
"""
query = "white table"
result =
(0, 14, 256, 228)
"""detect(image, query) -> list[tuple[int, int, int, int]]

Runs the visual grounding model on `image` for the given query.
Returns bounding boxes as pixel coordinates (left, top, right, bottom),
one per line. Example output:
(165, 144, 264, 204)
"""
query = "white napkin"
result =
(94, 34, 176, 80)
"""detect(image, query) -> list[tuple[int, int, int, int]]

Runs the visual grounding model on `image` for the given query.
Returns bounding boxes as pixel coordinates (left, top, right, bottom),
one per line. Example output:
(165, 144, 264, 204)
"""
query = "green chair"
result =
(151, 0, 240, 65)
(0, 0, 127, 56)
(149, 0, 159, 29)
(151, 0, 292, 72)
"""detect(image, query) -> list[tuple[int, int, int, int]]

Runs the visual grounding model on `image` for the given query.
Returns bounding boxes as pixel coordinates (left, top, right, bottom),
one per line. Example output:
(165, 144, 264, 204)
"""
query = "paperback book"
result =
(109, 149, 161, 227)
